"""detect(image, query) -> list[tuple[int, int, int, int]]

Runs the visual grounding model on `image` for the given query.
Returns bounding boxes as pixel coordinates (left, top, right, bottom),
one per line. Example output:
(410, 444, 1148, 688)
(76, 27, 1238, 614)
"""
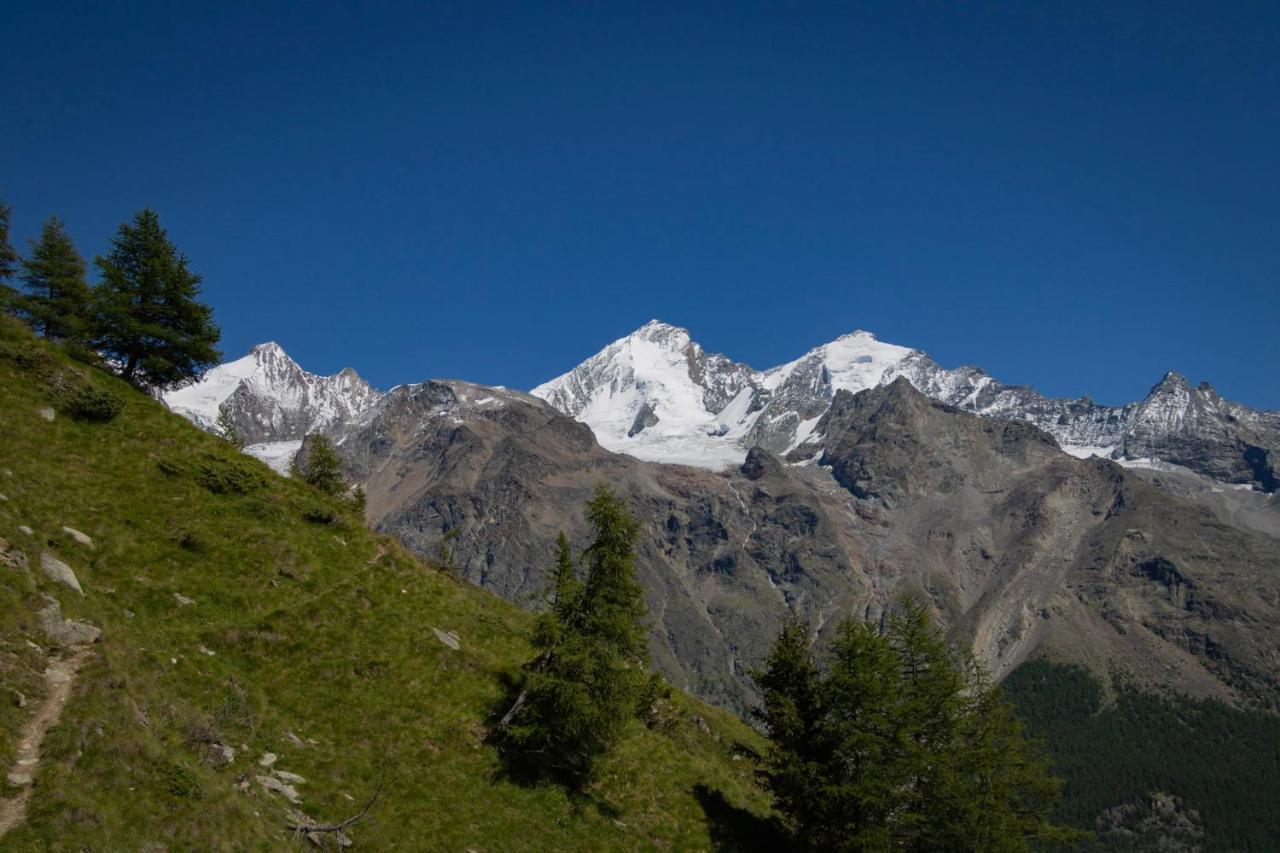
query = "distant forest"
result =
(1004, 660, 1280, 851)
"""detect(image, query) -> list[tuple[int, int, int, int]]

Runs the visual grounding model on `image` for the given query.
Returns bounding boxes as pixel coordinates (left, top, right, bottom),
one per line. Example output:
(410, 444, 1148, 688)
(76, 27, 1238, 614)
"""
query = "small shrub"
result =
(638, 672, 676, 731)
(156, 456, 187, 477)
(61, 340, 105, 367)
(302, 503, 338, 525)
(63, 385, 124, 422)
(0, 339, 57, 372)
(194, 455, 266, 495)
(160, 759, 205, 800)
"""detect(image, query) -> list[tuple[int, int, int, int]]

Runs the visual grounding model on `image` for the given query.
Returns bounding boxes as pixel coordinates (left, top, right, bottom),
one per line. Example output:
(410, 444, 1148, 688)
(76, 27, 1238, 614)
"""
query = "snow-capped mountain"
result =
(530, 320, 759, 467)
(163, 342, 380, 471)
(167, 322, 1277, 492)
(532, 321, 1280, 491)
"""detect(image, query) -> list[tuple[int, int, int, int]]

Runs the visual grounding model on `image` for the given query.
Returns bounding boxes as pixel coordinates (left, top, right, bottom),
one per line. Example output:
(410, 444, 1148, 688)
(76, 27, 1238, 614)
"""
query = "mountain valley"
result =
(164, 322, 1280, 717)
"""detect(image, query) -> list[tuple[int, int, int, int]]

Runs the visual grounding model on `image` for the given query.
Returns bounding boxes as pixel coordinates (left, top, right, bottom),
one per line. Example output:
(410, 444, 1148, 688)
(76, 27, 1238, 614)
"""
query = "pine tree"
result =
(498, 486, 649, 788)
(19, 217, 91, 341)
(300, 434, 345, 495)
(0, 198, 22, 313)
(91, 208, 220, 386)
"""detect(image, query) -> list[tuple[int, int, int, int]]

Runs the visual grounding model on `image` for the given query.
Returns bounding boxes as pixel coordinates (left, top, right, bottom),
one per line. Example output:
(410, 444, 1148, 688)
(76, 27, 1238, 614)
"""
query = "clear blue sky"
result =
(3, 2, 1277, 408)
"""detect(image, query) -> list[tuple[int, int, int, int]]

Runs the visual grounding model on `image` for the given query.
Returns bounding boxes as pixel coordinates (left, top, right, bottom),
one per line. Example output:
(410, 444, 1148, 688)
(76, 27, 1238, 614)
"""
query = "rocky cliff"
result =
(332, 376, 1280, 714)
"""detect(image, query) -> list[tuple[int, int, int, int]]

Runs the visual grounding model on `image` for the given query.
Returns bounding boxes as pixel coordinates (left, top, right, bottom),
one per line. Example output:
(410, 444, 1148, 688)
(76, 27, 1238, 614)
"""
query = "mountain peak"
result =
(250, 341, 289, 358)
(832, 329, 878, 342)
(1150, 371, 1192, 395)
(627, 319, 691, 348)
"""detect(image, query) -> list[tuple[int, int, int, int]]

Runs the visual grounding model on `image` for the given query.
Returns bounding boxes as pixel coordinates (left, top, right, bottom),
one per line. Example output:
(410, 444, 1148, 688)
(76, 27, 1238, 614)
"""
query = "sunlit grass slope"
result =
(0, 316, 773, 850)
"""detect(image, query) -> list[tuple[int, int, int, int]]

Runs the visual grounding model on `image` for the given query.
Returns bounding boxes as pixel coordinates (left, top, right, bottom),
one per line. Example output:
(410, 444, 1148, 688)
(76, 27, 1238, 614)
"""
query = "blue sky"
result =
(2, 2, 1277, 407)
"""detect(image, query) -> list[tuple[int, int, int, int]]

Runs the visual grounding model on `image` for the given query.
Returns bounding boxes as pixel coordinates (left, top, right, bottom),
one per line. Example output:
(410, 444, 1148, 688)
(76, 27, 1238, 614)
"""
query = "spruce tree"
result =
(0, 198, 21, 313)
(92, 208, 220, 386)
(499, 486, 649, 788)
(20, 216, 91, 341)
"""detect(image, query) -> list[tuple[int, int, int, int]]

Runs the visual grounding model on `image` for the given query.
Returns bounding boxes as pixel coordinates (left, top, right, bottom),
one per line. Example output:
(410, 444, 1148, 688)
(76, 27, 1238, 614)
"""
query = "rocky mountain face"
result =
(165, 327, 1280, 714)
(327, 375, 1280, 715)
(533, 321, 1280, 493)
(163, 342, 380, 469)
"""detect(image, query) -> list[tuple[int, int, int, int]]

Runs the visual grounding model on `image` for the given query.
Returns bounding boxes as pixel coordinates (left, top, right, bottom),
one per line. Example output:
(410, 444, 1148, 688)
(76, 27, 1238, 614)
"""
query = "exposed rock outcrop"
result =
(332, 376, 1280, 713)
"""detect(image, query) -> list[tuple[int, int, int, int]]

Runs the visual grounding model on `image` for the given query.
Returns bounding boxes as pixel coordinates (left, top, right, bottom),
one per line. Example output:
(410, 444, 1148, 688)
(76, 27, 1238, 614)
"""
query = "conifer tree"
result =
(754, 618, 827, 845)
(549, 531, 581, 619)
(215, 405, 245, 450)
(300, 434, 345, 495)
(498, 486, 649, 787)
(20, 217, 91, 341)
(755, 597, 1067, 851)
(886, 597, 970, 849)
(91, 208, 220, 386)
(0, 198, 21, 313)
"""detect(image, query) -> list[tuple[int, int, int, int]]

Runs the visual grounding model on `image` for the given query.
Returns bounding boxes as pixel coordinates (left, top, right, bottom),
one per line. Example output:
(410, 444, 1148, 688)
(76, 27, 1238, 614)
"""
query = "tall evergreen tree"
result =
(299, 434, 345, 495)
(92, 208, 220, 386)
(19, 216, 91, 341)
(215, 404, 245, 449)
(0, 198, 21, 313)
(498, 486, 649, 788)
(549, 531, 581, 619)
(886, 597, 970, 849)
(755, 597, 1068, 851)
(754, 618, 828, 846)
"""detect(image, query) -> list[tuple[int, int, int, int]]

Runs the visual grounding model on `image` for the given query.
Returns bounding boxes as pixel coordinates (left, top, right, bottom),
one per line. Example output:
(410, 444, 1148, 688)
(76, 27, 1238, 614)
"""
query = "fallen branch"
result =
(496, 649, 554, 729)
(286, 777, 384, 839)
(497, 688, 527, 728)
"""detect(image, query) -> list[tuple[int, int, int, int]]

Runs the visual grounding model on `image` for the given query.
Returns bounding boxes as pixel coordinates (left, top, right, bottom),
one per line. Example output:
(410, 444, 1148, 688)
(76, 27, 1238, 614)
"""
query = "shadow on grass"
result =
(693, 784, 787, 852)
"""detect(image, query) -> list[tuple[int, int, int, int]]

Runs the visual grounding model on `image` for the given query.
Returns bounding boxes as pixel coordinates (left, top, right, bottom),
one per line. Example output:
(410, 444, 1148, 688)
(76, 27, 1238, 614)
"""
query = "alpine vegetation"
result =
(90, 208, 221, 387)
(755, 599, 1072, 851)
(0, 197, 221, 389)
(496, 486, 650, 788)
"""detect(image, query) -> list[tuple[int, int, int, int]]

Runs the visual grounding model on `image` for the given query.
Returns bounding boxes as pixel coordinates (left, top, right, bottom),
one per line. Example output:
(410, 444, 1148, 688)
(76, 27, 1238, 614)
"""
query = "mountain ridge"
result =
(532, 320, 1280, 492)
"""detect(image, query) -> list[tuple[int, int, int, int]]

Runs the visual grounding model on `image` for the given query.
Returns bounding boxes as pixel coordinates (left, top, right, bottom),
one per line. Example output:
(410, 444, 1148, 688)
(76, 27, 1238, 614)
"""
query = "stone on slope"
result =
(38, 596, 101, 646)
(39, 553, 83, 595)
(60, 527, 94, 548)
(255, 774, 301, 802)
(431, 628, 461, 650)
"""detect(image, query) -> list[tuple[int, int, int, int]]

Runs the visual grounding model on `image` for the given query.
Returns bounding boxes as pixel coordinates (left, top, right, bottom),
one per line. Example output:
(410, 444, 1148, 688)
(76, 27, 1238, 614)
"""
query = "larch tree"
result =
(92, 207, 220, 386)
(755, 597, 1070, 851)
(299, 434, 345, 495)
(0, 198, 22, 313)
(20, 216, 91, 341)
(498, 486, 649, 788)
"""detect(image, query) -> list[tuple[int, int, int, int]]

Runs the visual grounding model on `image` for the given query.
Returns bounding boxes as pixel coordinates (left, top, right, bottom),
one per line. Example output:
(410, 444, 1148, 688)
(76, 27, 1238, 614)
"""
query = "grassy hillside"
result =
(0, 317, 775, 850)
